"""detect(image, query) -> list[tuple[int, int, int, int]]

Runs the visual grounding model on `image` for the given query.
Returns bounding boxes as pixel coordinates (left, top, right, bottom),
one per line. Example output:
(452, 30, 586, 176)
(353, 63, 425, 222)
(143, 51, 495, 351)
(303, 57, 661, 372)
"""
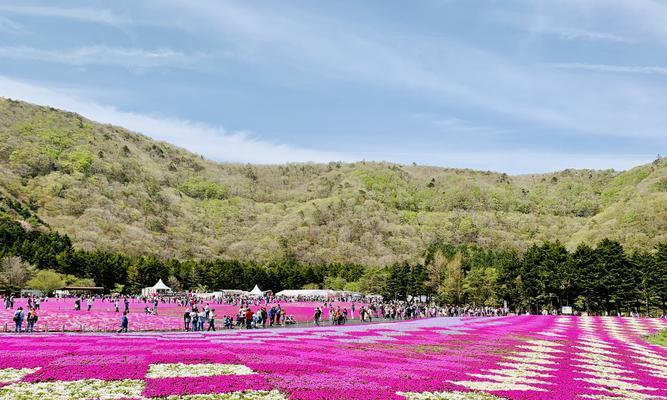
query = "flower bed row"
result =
(0, 316, 665, 399)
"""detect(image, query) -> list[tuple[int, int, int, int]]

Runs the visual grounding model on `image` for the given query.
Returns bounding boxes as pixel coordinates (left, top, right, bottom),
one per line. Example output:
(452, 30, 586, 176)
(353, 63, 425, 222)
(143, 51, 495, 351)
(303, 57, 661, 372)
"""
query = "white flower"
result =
(572, 346, 614, 355)
(484, 368, 552, 379)
(466, 373, 550, 386)
(525, 340, 563, 347)
(576, 378, 658, 392)
(0, 379, 144, 400)
(0, 368, 39, 383)
(146, 363, 254, 378)
(448, 380, 547, 392)
(503, 353, 557, 365)
(496, 362, 556, 372)
(160, 390, 287, 400)
(535, 331, 565, 338)
(516, 345, 563, 354)
(398, 390, 502, 400)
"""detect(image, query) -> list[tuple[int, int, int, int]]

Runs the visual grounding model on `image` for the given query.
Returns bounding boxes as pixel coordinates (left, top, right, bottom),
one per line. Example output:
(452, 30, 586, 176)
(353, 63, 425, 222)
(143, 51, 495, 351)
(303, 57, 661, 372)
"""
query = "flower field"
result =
(0, 316, 665, 399)
(1, 299, 360, 332)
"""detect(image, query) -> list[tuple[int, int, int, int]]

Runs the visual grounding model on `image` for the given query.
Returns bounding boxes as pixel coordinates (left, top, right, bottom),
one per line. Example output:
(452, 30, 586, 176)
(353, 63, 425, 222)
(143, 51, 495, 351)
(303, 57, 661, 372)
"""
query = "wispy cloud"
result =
(0, 45, 207, 70)
(0, 15, 27, 35)
(550, 62, 667, 76)
(0, 76, 353, 164)
(490, 10, 636, 44)
(411, 113, 508, 136)
(550, 27, 634, 44)
(0, 5, 128, 27)
(160, 2, 667, 140)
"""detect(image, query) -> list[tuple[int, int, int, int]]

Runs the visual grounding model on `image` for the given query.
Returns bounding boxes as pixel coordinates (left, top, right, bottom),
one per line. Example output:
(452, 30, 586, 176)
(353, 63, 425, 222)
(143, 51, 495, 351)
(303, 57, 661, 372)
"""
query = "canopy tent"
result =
(141, 279, 172, 296)
(249, 285, 264, 297)
(152, 279, 171, 292)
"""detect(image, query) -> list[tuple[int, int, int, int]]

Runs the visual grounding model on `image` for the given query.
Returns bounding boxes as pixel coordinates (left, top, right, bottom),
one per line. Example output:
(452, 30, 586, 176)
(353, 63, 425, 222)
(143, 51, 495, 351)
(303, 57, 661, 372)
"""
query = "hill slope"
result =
(1, 98, 666, 265)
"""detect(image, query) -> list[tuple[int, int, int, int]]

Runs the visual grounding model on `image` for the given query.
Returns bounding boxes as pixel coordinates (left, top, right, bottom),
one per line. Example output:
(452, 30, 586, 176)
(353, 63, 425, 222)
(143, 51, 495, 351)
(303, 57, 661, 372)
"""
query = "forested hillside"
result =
(1, 98, 666, 266)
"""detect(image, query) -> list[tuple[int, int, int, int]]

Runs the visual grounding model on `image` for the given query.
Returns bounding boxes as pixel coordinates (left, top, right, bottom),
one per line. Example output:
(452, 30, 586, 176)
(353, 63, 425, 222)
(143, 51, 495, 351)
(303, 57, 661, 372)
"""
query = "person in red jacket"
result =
(245, 309, 253, 329)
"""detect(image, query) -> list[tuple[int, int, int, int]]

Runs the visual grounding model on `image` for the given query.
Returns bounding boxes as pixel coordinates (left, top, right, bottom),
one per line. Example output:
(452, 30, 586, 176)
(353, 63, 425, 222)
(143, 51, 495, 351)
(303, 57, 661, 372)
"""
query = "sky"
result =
(1, 0, 666, 174)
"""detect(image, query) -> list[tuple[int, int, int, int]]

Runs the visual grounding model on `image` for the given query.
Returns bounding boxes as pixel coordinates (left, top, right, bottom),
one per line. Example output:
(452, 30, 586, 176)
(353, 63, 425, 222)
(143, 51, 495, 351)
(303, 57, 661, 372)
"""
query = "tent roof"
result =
(249, 284, 263, 296)
(152, 279, 171, 290)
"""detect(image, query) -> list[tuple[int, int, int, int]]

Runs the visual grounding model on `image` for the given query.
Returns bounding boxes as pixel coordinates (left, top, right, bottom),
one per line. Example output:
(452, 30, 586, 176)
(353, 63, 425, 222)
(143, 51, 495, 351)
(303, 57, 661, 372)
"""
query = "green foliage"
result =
(179, 176, 227, 200)
(2, 99, 666, 265)
(26, 269, 65, 295)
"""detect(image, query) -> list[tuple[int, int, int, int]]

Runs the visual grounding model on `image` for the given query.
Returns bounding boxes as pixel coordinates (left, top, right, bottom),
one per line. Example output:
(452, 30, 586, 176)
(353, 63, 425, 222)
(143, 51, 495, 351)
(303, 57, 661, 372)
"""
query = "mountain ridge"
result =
(1, 97, 666, 265)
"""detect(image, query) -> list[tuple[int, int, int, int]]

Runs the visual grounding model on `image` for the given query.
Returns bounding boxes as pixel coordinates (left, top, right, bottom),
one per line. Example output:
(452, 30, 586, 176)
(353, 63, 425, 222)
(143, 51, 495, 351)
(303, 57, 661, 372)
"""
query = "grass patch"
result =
(646, 328, 667, 347)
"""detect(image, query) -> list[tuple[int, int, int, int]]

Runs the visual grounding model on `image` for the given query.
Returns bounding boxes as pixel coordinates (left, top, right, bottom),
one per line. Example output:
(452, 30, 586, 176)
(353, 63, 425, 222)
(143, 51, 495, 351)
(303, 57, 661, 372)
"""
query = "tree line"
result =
(1, 216, 666, 315)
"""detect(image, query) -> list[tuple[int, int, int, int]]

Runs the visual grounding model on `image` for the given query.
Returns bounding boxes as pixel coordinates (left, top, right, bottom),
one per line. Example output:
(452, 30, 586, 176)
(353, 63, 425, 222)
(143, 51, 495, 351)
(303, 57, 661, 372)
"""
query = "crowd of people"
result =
(10, 291, 663, 334)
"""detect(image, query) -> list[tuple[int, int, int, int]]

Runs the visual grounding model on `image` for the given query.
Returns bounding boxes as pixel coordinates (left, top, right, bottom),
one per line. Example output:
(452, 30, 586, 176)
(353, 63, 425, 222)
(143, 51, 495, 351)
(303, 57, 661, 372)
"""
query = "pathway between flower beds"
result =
(0, 316, 665, 399)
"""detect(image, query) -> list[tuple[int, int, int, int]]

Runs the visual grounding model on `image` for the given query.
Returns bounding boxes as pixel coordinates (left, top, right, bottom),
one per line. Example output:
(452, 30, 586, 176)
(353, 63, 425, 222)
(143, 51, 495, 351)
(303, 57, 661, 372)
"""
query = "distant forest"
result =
(1, 217, 666, 316)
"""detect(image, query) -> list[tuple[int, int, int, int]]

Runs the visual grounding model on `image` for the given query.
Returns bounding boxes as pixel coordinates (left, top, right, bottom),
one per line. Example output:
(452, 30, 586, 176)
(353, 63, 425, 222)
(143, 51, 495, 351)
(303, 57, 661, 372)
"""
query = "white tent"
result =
(141, 279, 172, 296)
(152, 279, 171, 292)
(249, 285, 264, 297)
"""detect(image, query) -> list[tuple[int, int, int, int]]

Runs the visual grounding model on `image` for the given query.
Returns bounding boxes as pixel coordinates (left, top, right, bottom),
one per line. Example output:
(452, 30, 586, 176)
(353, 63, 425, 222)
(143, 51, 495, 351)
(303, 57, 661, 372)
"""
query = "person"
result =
(269, 307, 276, 326)
(198, 309, 206, 331)
(26, 308, 38, 333)
(13, 307, 24, 332)
(74, 298, 81, 311)
(124, 298, 130, 313)
(87, 297, 93, 311)
(245, 308, 254, 329)
(207, 309, 216, 331)
(183, 309, 191, 331)
(260, 308, 267, 328)
(275, 306, 282, 326)
(191, 309, 199, 331)
(117, 311, 128, 333)
(314, 307, 322, 326)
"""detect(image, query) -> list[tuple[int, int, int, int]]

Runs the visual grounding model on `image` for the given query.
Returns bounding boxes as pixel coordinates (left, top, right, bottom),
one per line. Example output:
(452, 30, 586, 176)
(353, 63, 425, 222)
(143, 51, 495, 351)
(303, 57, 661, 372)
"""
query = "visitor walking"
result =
(207, 309, 216, 331)
(117, 311, 128, 333)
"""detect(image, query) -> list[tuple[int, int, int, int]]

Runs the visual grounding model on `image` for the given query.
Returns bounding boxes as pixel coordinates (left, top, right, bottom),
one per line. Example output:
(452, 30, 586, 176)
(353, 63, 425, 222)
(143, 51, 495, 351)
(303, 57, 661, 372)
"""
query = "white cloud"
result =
(0, 45, 205, 70)
(549, 62, 667, 76)
(0, 5, 128, 27)
(0, 76, 353, 164)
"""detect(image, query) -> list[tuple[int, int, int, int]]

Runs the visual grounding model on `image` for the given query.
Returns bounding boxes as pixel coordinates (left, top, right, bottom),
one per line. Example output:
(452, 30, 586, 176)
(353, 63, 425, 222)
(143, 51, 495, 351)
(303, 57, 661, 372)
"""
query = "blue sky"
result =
(1, 0, 666, 174)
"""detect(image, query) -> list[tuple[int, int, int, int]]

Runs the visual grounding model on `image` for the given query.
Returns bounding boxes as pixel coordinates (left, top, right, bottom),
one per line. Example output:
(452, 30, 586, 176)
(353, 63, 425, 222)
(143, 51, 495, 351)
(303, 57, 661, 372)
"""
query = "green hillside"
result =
(1, 97, 666, 265)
